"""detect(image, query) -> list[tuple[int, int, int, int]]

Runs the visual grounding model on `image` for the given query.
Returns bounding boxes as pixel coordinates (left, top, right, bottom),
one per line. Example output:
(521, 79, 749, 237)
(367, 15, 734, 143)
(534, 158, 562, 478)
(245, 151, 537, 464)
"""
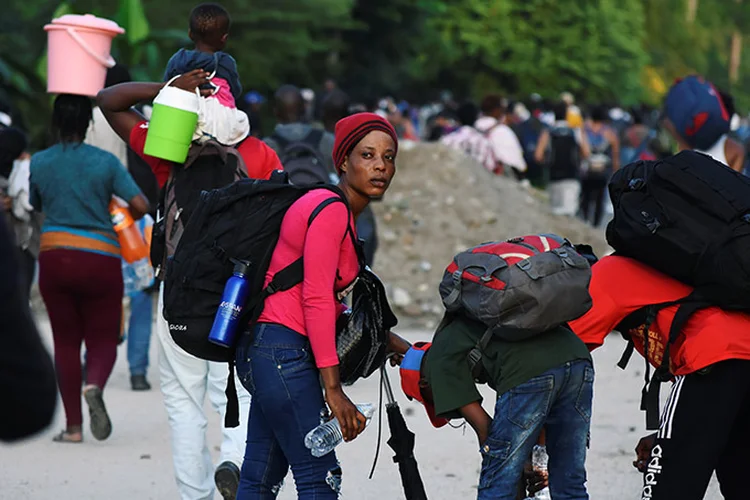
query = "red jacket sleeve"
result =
(239, 137, 283, 180)
(128, 121, 172, 188)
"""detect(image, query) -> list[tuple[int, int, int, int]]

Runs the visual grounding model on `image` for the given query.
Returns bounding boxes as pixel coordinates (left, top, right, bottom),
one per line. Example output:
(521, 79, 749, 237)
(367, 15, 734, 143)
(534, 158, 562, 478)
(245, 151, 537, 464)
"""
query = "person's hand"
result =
(1, 196, 12, 212)
(325, 387, 367, 442)
(387, 331, 411, 366)
(524, 461, 550, 495)
(633, 433, 657, 472)
(170, 69, 213, 97)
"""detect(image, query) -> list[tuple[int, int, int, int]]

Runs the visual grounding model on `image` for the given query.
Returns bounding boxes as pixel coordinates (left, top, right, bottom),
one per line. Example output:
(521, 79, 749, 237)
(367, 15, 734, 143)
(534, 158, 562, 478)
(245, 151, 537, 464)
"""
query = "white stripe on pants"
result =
(658, 375, 686, 440)
(157, 285, 251, 500)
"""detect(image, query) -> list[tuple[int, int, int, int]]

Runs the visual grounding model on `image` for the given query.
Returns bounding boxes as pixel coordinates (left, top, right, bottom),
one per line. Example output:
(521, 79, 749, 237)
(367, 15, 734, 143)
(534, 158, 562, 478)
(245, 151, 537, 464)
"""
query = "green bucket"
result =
(144, 85, 199, 163)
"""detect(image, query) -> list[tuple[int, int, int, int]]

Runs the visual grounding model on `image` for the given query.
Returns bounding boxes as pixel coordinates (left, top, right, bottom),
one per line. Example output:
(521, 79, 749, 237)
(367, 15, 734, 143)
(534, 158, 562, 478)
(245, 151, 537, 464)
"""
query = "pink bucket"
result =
(44, 14, 125, 97)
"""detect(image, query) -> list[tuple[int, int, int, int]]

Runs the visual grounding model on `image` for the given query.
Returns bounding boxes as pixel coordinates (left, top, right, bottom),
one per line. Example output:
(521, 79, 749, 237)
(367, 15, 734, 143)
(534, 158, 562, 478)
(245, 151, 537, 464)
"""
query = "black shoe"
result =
(130, 375, 151, 391)
(83, 386, 112, 441)
(214, 461, 240, 500)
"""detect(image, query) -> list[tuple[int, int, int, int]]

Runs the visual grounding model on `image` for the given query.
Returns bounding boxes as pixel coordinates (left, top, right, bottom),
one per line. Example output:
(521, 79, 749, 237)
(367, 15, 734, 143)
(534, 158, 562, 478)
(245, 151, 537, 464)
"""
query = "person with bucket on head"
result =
(662, 75, 745, 173)
(163, 3, 249, 148)
(97, 68, 282, 499)
(29, 94, 150, 444)
(390, 235, 595, 499)
(232, 113, 398, 499)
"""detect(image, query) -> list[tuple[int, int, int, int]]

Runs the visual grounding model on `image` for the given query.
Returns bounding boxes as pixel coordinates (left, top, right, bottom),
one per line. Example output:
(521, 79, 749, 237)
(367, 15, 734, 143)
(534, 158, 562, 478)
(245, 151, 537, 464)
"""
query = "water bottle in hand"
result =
(304, 403, 375, 457)
(530, 444, 551, 500)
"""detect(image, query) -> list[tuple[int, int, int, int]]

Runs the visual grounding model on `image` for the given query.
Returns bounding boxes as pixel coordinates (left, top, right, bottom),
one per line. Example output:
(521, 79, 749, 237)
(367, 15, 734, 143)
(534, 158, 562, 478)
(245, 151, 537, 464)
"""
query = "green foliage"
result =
(4, 0, 750, 147)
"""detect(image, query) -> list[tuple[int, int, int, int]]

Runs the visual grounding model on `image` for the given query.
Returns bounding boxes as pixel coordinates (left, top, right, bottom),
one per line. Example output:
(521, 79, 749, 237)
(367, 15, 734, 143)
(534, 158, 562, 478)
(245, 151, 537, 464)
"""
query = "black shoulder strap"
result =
(304, 128, 325, 149)
(272, 129, 325, 152)
(633, 293, 710, 430)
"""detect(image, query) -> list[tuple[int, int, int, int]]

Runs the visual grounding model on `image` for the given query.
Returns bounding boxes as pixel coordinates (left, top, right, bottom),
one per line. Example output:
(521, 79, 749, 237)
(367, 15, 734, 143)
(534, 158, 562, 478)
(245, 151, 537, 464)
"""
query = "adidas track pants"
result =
(641, 359, 750, 500)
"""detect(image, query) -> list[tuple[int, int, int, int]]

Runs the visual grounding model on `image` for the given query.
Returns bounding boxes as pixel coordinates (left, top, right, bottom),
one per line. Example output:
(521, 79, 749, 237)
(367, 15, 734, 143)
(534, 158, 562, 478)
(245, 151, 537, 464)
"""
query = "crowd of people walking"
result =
(5, 3, 750, 500)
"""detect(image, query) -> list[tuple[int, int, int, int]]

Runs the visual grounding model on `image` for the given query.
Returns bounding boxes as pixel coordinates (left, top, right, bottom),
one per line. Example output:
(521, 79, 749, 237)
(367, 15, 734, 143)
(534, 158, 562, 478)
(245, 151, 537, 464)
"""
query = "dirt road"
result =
(0, 314, 720, 499)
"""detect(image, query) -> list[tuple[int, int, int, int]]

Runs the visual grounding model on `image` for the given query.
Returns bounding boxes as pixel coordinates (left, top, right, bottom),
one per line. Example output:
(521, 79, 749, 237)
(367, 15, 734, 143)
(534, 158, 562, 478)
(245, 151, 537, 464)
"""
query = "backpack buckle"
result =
(628, 178, 645, 191)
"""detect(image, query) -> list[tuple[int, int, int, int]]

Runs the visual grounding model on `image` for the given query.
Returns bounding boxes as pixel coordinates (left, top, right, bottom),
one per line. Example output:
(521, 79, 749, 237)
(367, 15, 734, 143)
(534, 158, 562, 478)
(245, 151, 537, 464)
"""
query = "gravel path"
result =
(0, 314, 721, 499)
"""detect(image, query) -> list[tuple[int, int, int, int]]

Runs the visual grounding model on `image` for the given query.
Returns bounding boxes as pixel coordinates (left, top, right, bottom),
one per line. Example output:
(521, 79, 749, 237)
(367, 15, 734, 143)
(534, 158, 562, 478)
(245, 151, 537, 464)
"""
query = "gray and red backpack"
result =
(439, 234, 593, 381)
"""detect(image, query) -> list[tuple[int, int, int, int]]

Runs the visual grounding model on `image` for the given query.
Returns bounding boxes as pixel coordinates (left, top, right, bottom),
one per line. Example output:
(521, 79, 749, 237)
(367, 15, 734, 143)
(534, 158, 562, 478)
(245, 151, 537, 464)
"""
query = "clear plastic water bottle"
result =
(304, 403, 375, 457)
(122, 257, 154, 296)
(530, 445, 551, 500)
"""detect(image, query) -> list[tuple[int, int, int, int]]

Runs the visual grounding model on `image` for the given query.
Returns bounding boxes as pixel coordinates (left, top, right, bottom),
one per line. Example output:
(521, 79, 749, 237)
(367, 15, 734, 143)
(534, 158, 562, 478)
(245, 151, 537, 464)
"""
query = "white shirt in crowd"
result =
(474, 116, 527, 172)
(85, 106, 128, 167)
(440, 125, 496, 172)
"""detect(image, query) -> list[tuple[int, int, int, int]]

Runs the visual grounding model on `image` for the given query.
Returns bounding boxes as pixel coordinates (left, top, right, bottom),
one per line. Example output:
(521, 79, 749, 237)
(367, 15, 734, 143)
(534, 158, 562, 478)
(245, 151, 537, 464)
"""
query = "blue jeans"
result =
(127, 290, 153, 376)
(478, 359, 593, 500)
(235, 323, 340, 499)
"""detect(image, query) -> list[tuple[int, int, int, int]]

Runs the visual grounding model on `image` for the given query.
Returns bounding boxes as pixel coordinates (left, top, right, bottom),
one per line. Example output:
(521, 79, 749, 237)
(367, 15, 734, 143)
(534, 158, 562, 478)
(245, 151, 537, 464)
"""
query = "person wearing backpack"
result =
(534, 102, 590, 216)
(579, 105, 619, 227)
(440, 101, 496, 173)
(97, 69, 282, 500)
(389, 235, 595, 499)
(263, 85, 337, 186)
(232, 113, 398, 499)
(568, 254, 750, 500)
(474, 95, 527, 177)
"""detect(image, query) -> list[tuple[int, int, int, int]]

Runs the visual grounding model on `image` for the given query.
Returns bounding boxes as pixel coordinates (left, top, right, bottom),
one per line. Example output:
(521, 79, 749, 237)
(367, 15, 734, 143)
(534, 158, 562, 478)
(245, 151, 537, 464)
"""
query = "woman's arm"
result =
(97, 70, 212, 144)
(301, 200, 366, 441)
(127, 194, 150, 221)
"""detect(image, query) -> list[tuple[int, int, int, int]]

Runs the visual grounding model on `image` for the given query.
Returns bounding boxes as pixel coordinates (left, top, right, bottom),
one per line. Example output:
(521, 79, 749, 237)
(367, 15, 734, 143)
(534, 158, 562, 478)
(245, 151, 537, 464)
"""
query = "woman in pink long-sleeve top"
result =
(234, 112, 398, 499)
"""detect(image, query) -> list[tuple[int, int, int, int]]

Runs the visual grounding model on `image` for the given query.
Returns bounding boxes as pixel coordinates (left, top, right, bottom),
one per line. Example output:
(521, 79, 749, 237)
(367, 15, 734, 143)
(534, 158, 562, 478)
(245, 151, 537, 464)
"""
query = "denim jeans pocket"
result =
(575, 365, 595, 422)
(508, 374, 554, 429)
(478, 437, 511, 490)
(235, 349, 255, 395)
(275, 347, 311, 375)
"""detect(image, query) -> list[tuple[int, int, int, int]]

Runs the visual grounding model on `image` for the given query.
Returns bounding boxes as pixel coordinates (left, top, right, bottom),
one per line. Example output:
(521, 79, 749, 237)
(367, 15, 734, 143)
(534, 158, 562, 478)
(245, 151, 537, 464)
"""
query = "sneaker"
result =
(130, 375, 151, 391)
(214, 461, 240, 500)
(83, 386, 112, 440)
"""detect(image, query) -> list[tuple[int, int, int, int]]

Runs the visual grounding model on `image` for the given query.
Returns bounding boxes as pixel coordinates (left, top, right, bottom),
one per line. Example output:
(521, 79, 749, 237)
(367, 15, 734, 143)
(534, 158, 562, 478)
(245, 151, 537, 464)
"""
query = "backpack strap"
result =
(642, 294, 711, 430)
(617, 293, 709, 430)
(271, 129, 325, 154)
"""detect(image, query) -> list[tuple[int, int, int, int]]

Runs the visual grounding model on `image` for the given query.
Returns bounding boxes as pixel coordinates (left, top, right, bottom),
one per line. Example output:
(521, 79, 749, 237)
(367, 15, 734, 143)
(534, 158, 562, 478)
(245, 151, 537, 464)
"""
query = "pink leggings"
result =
(39, 249, 123, 428)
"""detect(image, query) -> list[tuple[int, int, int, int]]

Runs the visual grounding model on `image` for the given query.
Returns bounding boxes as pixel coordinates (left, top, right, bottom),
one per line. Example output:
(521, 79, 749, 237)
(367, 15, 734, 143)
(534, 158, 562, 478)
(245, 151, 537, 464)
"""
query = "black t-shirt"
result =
(549, 126, 580, 181)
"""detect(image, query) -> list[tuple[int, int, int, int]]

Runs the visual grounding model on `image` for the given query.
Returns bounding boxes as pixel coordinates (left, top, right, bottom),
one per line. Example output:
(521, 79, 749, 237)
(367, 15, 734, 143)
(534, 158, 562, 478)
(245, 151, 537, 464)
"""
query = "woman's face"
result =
(341, 130, 396, 199)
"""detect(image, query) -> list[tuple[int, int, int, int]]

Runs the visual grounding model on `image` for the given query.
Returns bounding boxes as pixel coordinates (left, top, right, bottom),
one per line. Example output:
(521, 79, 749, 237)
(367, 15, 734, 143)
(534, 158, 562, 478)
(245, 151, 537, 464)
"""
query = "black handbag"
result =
(336, 268, 398, 385)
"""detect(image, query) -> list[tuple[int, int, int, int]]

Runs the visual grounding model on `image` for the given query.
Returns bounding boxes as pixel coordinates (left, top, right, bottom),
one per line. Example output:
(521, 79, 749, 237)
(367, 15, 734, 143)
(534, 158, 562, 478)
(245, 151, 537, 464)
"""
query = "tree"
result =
(420, 0, 648, 104)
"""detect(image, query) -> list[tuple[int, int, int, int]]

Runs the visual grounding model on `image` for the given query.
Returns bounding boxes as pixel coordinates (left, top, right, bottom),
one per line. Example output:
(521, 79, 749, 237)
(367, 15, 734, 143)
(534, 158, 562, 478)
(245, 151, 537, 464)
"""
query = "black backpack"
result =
(163, 173, 347, 362)
(151, 140, 248, 278)
(548, 126, 580, 181)
(607, 149, 750, 428)
(272, 129, 336, 185)
(163, 173, 348, 426)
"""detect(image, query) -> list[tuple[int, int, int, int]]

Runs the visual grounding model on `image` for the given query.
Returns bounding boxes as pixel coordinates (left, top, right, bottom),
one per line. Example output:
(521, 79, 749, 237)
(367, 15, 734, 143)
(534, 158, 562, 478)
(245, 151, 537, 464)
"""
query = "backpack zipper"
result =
(170, 208, 184, 239)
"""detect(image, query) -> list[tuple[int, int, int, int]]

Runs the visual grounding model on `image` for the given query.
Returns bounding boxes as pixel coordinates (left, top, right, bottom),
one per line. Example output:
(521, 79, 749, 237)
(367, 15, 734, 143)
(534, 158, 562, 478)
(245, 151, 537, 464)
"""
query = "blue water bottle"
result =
(208, 259, 251, 348)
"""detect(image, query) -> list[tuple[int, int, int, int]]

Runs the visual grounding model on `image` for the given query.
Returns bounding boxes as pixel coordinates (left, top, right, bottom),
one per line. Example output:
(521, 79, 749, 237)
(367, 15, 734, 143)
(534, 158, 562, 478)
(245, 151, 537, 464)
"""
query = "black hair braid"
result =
(52, 94, 92, 144)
